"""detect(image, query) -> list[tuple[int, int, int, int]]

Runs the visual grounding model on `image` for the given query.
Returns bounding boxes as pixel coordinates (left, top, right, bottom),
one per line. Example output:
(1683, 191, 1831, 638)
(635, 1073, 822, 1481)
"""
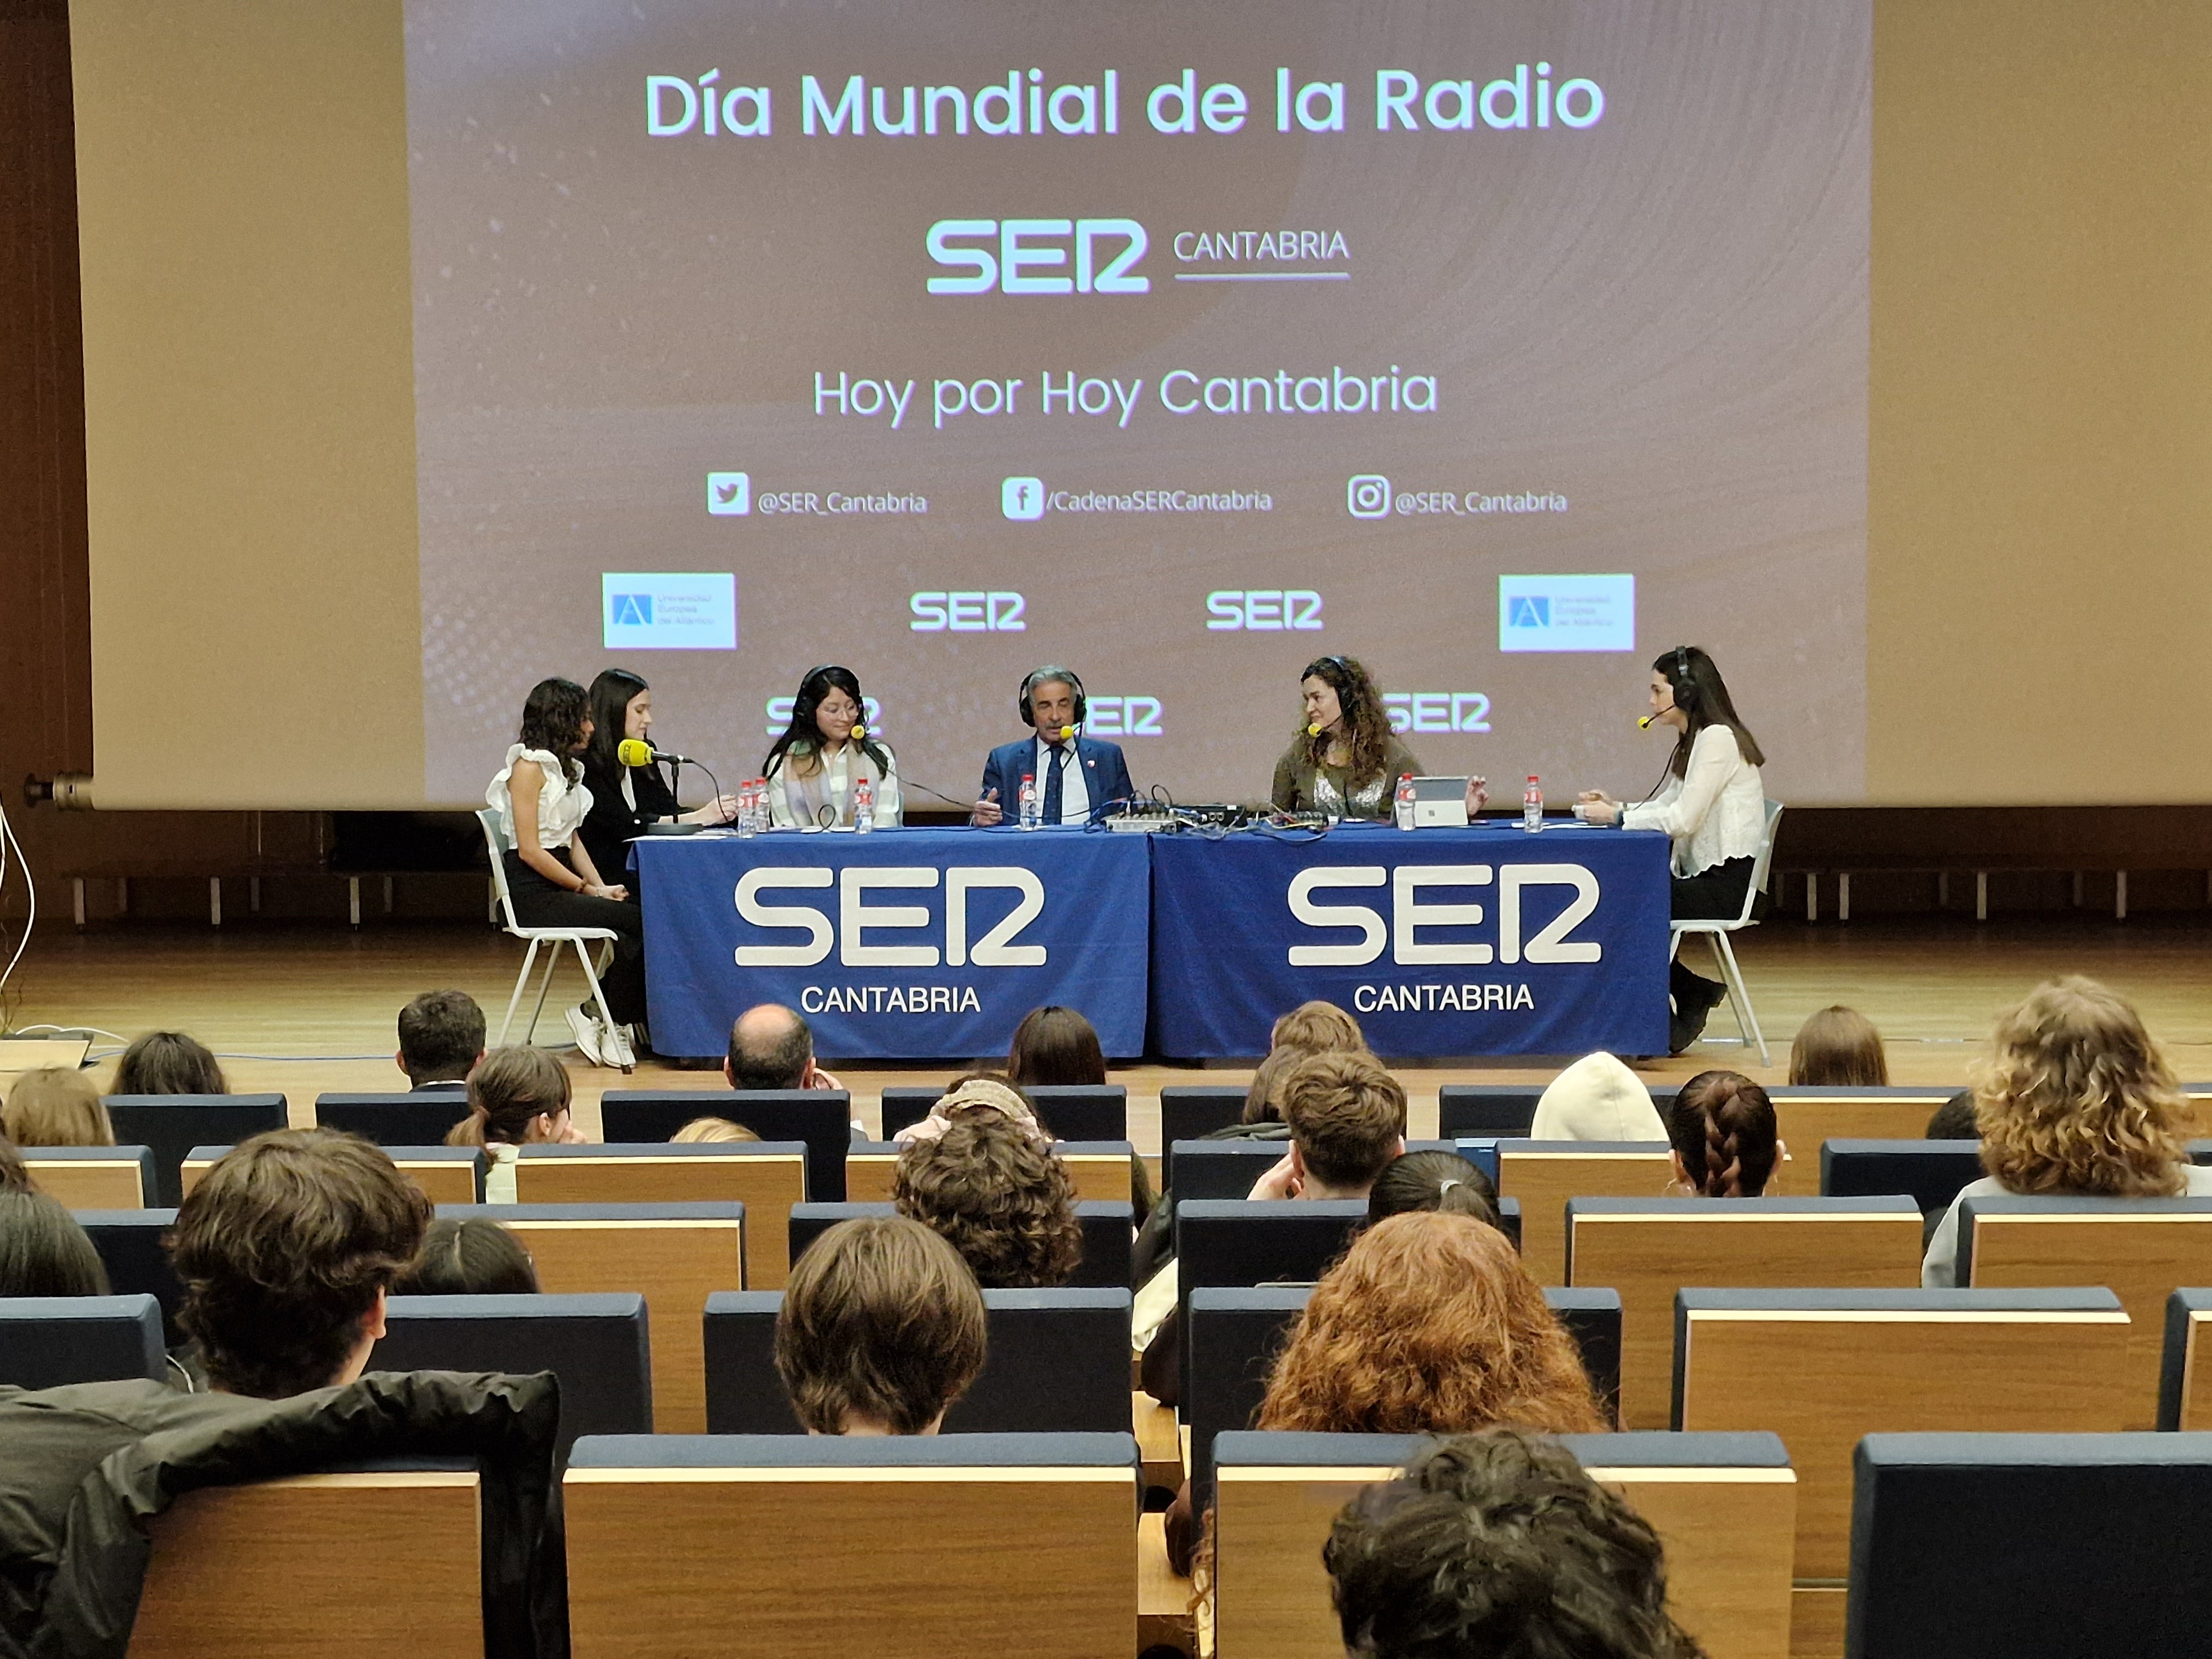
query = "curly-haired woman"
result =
(1923, 976, 2210, 1287)
(1166, 1209, 1603, 1573)
(892, 1098, 1082, 1289)
(1269, 655, 1428, 821)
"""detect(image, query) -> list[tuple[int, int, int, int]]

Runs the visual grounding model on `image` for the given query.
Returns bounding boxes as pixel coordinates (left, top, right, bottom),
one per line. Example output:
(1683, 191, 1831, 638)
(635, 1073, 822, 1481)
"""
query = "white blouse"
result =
(766, 742, 904, 828)
(1623, 725, 1767, 877)
(487, 745, 592, 851)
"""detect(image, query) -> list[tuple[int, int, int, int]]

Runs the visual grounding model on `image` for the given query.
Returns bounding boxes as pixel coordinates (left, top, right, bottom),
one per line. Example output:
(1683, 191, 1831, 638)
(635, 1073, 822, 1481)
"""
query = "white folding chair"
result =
(1670, 799, 1783, 1065)
(477, 807, 629, 1072)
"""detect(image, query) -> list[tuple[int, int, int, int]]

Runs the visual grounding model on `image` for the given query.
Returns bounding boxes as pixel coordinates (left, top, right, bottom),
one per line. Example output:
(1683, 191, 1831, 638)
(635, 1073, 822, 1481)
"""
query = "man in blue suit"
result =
(972, 666, 1135, 826)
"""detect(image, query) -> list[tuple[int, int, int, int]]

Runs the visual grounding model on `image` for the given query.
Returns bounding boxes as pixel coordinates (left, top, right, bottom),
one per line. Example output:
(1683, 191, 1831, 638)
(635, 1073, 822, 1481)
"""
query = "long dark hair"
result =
(764, 665, 889, 779)
(1297, 655, 1394, 785)
(518, 677, 590, 785)
(1665, 1070, 1778, 1197)
(1656, 646, 1764, 778)
(114, 1031, 227, 1096)
(1006, 1006, 1106, 1087)
(585, 667, 650, 783)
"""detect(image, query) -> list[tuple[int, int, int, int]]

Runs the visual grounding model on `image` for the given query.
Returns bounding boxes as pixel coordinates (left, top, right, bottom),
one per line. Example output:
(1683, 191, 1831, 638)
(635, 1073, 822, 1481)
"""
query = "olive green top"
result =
(1270, 736, 1425, 820)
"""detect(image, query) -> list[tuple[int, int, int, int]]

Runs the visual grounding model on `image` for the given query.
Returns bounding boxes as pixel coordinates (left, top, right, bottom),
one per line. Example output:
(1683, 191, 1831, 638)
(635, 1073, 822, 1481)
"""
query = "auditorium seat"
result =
(0, 1293, 166, 1388)
(131, 1467, 484, 1659)
(1761, 1089, 1955, 1160)
(1438, 1083, 1682, 1140)
(75, 1209, 184, 1340)
(1566, 1196, 1924, 1428)
(1182, 1285, 1624, 1513)
(1209, 1428, 1794, 1659)
(514, 1141, 806, 1290)
(1166, 1138, 1454, 1203)
(785, 1199, 1134, 1289)
(598, 1089, 851, 1200)
(1849, 1432, 2212, 1658)
(1173, 1198, 1366, 1313)
(843, 1139, 1136, 1204)
(1673, 1288, 2130, 1600)
(20, 1144, 154, 1209)
(103, 1094, 288, 1206)
(563, 1433, 1140, 1657)
(1959, 1193, 2212, 1425)
(702, 1286, 1131, 1434)
(1494, 1139, 1677, 1286)
(880, 1082, 1128, 1142)
(1159, 1086, 1248, 1169)
(312, 1089, 467, 1147)
(375, 1292, 652, 1459)
(182, 1143, 482, 1205)
(435, 1201, 744, 1433)
(1819, 1138, 1984, 1214)
(2160, 1288, 2212, 1430)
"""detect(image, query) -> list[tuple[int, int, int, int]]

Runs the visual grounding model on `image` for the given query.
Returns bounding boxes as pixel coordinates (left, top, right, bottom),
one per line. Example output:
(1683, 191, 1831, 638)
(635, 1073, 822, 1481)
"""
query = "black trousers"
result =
(504, 851, 646, 1024)
(1670, 857, 1757, 1004)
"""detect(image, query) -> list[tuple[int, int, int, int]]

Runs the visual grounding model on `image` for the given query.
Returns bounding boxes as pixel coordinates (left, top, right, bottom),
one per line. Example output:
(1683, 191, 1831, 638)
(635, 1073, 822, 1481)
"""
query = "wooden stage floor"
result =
(8, 915, 2211, 1146)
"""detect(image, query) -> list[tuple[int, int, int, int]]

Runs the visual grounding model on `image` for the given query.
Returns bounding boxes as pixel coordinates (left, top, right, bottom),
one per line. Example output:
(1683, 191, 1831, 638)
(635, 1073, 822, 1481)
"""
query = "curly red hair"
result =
(1258, 1212, 1605, 1436)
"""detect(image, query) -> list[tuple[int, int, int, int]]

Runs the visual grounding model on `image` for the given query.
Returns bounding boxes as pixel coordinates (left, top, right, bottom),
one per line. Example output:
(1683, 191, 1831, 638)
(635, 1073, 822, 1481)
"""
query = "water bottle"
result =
(1393, 774, 1416, 831)
(746, 778, 768, 835)
(1018, 772, 1041, 830)
(1522, 774, 1544, 833)
(852, 776, 874, 834)
(734, 778, 757, 838)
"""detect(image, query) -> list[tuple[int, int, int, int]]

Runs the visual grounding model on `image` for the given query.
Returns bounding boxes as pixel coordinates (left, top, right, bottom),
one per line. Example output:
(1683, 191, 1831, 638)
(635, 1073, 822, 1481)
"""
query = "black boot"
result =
(1668, 963, 1728, 1053)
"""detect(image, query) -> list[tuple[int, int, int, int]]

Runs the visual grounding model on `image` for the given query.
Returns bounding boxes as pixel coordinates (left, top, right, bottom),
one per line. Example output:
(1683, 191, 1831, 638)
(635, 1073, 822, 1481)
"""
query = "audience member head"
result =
(1976, 975, 2189, 1197)
(1789, 1005, 1888, 1086)
(1270, 1000, 1368, 1056)
(169, 1129, 431, 1397)
(1530, 1052, 1666, 1140)
(1279, 1051, 1408, 1198)
(1260, 1213, 1604, 1436)
(1005, 1005, 1107, 1087)
(672, 1116, 759, 1144)
(1324, 1430, 1695, 1659)
(897, 1074, 1051, 1147)
(725, 1003, 818, 1092)
(774, 1215, 987, 1436)
(113, 1031, 226, 1096)
(1926, 1090, 1979, 1139)
(1665, 1071, 1781, 1197)
(1366, 1150, 1501, 1231)
(392, 1216, 540, 1296)
(0, 1135, 27, 1192)
(396, 989, 486, 1088)
(4, 1067, 113, 1147)
(0, 1189, 111, 1296)
(893, 1107, 1082, 1288)
(446, 1046, 574, 1149)
(1241, 1045, 1301, 1125)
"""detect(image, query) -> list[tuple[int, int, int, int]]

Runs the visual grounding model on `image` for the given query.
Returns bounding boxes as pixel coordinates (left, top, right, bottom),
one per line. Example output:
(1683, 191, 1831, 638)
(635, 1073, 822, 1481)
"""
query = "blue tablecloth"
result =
(636, 821, 1670, 1060)
(634, 827, 1151, 1060)
(1149, 821, 1672, 1058)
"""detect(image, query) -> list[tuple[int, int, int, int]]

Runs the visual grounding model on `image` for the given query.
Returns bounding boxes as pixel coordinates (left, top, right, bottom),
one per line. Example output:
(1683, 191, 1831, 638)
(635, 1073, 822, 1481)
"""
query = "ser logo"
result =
(911, 592, 1026, 632)
(1207, 590, 1323, 631)
(1287, 864, 1602, 966)
(736, 866, 1045, 967)
(927, 218, 1149, 295)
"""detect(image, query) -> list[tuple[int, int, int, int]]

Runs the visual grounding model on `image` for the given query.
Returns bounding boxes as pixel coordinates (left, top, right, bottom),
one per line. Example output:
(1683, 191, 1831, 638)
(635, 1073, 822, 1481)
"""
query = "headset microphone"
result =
(1307, 722, 1324, 738)
(1056, 724, 1077, 742)
(849, 723, 870, 742)
(618, 738, 697, 766)
(1636, 713, 1661, 732)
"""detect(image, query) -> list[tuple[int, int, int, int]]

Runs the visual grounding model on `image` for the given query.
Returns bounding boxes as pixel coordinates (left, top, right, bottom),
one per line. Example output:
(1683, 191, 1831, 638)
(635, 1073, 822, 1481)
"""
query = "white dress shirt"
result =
(1034, 737, 1089, 824)
(1622, 725, 1766, 877)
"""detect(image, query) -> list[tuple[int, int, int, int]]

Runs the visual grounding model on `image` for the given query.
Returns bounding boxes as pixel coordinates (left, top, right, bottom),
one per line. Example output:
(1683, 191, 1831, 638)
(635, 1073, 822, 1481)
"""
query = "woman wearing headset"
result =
(763, 664, 904, 828)
(1269, 654, 1427, 821)
(1576, 646, 1768, 1052)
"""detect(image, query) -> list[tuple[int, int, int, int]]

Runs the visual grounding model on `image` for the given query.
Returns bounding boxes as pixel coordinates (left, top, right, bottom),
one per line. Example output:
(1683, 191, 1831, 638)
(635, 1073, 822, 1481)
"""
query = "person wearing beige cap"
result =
(1528, 1053, 1666, 1141)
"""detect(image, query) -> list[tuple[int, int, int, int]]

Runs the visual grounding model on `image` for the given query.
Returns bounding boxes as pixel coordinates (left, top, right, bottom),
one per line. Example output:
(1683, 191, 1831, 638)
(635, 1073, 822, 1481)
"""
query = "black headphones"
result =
(1018, 665, 1087, 727)
(1670, 646, 1699, 715)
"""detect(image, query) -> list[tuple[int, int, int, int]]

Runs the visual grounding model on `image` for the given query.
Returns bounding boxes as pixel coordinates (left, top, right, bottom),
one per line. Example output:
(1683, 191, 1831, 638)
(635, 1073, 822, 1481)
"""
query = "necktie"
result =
(1043, 743, 1067, 824)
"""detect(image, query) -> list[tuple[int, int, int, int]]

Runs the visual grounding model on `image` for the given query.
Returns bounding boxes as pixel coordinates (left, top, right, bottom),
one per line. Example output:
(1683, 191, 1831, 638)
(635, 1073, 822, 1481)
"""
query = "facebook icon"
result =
(1001, 476, 1046, 521)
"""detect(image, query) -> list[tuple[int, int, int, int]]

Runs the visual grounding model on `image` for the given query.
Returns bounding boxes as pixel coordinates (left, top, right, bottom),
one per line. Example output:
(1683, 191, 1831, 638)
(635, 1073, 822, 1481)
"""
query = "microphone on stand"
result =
(618, 738, 697, 766)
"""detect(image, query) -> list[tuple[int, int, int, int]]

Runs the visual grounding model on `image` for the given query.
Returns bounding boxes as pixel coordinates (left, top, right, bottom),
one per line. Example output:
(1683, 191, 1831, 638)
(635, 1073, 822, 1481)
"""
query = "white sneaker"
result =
(564, 1003, 606, 1066)
(601, 1021, 637, 1071)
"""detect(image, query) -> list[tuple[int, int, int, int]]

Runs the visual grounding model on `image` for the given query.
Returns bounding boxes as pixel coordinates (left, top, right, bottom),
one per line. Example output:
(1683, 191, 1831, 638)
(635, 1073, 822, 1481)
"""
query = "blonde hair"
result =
(672, 1117, 759, 1144)
(1975, 977, 2189, 1198)
(1788, 1005, 1888, 1087)
(3, 1068, 113, 1147)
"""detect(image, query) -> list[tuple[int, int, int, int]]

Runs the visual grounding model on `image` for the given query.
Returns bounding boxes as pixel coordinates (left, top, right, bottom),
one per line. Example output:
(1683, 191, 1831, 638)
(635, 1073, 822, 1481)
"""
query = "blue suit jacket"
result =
(979, 736, 1135, 825)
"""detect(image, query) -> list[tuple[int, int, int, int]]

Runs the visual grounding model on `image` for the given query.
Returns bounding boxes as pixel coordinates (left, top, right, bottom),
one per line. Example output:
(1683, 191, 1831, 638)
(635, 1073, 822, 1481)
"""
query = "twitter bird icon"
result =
(706, 472, 751, 516)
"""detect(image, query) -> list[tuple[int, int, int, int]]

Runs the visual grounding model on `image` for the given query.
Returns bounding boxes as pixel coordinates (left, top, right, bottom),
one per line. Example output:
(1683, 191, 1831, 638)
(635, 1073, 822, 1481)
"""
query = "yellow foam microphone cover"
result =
(850, 723, 870, 740)
(1307, 722, 1324, 737)
(617, 738, 653, 766)
(1058, 725, 1077, 740)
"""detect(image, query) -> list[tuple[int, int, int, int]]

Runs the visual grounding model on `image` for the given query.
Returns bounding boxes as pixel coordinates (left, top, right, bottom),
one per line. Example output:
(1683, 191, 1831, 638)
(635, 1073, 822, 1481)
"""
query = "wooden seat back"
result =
(1764, 1093, 1953, 1160)
(182, 1144, 482, 1206)
(21, 1145, 152, 1209)
(437, 1201, 744, 1432)
(515, 1142, 805, 1289)
(1675, 1288, 2129, 1579)
(132, 1470, 481, 1659)
(564, 1433, 1138, 1658)
(843, 1140, 1134, 1205)
(1961, 1193, 2212, 1426)
(1497, 1140, 1676, 1285)
(2161, 1287, 2212, 1430)
(1566, 1197, 1924, 1428)
(1211, 1428, 1794, 1659)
